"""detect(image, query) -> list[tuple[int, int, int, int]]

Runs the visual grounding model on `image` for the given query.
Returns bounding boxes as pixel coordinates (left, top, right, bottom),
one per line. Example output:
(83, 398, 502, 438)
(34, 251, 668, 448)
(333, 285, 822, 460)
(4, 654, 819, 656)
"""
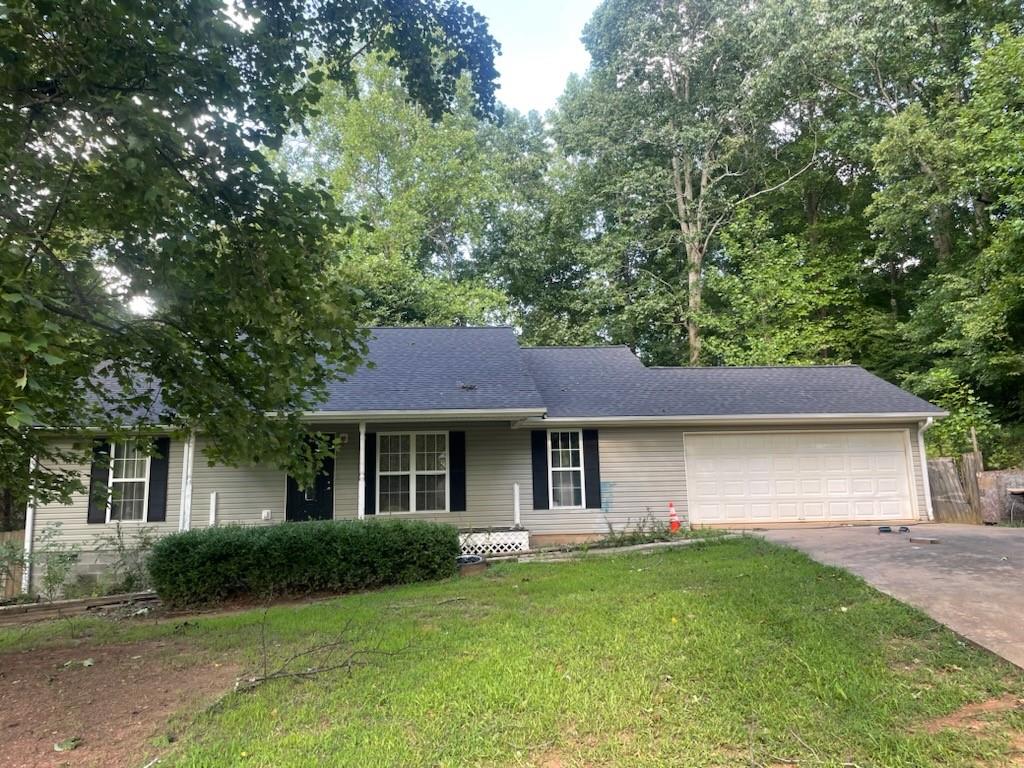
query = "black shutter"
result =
(147, 436, 171, 522)
(87, 440, 111, 524)
(530, 430, 549, 510)
(449, 431, 466, 512)
(582, 429, 601, 510)
(364, 432, 376, 515)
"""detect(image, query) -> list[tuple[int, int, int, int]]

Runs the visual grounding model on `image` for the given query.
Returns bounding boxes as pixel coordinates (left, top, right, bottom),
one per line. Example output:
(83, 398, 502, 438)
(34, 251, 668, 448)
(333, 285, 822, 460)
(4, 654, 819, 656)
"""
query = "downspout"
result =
(20, 457, 37, 594)
(918, 417, 935, 521)
(357, 422, 366, 520)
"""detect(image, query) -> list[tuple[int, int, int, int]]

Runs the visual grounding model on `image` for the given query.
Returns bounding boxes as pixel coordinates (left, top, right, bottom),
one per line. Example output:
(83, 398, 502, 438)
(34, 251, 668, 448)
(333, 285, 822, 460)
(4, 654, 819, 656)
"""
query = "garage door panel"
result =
(828, 501, 851, 518)
(802, 501, 826, 518)
(800, 478, 822, 495)
(686, 431, 913, 524)
(775, 479, 798, 495)
(824, 455, 847, 472)
(826, 478, 849, 495)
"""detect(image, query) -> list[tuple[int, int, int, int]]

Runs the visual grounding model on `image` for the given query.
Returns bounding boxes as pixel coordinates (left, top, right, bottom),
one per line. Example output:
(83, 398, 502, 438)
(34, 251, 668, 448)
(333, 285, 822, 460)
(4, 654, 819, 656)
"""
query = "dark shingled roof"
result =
(89, 328, 942, 421)
(521, 346, 942, 418)
(320, 327, 545, 413)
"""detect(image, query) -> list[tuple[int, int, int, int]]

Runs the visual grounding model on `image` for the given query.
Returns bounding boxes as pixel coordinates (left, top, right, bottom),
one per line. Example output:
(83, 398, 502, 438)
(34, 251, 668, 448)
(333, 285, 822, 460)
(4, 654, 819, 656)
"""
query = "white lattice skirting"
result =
(459, 530, 531, 556)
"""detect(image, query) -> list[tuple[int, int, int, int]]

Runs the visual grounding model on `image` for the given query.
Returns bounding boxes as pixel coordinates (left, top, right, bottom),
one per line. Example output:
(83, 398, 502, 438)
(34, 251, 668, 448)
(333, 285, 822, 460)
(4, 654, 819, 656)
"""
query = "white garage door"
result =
(684, 431, 915, 524)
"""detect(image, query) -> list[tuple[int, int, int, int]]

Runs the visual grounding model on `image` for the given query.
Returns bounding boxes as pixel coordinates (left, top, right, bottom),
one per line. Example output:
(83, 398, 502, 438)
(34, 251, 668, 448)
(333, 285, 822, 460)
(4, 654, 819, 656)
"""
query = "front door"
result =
(286, 438, 335, 522)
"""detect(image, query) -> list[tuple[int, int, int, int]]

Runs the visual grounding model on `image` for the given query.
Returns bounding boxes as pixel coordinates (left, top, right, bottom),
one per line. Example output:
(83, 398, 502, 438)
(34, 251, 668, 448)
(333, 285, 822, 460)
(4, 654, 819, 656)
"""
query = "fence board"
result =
(928, 459, 980, 523)
(0, 530, 24, 598)
(960, 451, 984, 518)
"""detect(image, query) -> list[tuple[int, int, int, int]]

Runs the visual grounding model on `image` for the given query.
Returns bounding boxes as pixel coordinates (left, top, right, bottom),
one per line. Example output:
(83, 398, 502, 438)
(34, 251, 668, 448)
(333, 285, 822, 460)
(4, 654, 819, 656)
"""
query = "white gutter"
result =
(518, 411, 948, 428)
(918, 417, 936, 521)
(301, 407, 546, 422)
(21, 457, 37, 594)
(178, 432, 196, 532)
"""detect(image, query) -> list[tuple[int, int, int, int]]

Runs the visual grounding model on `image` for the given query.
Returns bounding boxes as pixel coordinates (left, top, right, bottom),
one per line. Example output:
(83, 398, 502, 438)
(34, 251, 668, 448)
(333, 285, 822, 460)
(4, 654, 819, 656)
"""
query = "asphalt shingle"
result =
(320, 327, 545, 413)
(521, 346, 942, 418)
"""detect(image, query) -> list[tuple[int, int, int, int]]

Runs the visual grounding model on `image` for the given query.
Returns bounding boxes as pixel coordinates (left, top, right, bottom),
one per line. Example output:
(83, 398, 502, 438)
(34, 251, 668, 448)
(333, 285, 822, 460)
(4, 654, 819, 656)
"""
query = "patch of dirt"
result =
(920, 694, 1023, 734)
(0, 639, 239, 768)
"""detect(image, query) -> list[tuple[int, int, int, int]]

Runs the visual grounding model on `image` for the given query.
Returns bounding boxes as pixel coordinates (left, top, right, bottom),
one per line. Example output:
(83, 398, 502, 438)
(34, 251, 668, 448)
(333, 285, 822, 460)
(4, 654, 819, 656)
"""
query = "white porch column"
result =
(357, 421, 366, 519)
(20, 456, 37, 594)
(513, 482, 521, 528)
(178, 432, 196, 532)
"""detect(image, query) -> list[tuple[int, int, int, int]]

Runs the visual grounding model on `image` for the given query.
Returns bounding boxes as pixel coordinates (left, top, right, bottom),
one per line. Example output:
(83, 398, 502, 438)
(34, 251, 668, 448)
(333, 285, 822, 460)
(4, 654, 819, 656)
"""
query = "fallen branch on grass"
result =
(236, 607, 409, 692)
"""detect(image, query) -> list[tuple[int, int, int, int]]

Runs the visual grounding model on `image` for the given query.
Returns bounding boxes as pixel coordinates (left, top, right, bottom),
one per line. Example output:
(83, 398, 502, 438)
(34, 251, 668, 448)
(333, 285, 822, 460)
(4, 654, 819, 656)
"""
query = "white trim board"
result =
(522, 412, 946, 428)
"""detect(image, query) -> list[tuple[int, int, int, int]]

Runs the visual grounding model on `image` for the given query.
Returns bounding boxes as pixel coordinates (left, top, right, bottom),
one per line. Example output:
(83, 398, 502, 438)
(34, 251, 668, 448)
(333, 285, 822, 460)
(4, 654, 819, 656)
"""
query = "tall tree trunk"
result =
(929, 203, 954, 262)
(671, 155, 704, 366)
(686, 241, 704, 365)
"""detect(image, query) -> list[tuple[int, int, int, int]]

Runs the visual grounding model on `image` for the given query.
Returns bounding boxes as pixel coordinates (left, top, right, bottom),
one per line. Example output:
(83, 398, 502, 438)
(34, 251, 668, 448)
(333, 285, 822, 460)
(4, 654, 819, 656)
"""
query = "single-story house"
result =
(25, 326, 944, 587)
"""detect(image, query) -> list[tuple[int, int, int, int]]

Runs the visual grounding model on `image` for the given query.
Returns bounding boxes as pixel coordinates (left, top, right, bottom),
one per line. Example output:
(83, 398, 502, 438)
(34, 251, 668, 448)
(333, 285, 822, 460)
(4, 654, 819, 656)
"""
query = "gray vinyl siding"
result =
(186, 423, 529, 529)
(522, 427, 686, 535)
(32, 438, 184, 550)
(29, 437, 184, 590)
(189, 437, 286, 528)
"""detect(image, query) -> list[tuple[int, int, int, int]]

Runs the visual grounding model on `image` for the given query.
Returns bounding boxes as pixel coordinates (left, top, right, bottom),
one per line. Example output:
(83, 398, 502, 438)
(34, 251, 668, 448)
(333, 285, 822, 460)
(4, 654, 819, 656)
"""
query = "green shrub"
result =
(147, 519, 460, 606)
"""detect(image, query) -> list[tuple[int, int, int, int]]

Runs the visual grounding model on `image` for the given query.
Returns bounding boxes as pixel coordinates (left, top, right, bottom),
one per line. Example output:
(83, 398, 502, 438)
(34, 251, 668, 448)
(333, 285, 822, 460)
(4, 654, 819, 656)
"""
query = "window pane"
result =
(415, 474, 446, 511)
(378, 475, 410, 512)
(112, 440, 148, 480)
(110, 480, 146, 521)
(549, 432, 581, 471)
(415, 433, 447, 472)
(551, 470, 582, 508)
(379, 435, 410, 473)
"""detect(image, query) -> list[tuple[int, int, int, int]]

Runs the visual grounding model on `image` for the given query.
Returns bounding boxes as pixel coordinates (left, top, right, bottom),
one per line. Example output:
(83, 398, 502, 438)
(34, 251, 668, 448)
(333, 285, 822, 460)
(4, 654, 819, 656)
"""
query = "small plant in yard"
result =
(35, 523, 81, 601)
(594, 513, 713, 549)
(91, 522, 157, 593)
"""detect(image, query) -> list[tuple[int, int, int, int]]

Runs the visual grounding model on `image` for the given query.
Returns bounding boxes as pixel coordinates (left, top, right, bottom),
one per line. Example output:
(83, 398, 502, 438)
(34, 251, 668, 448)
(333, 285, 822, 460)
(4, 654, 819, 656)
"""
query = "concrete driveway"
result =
(758, 524, 1024, 669)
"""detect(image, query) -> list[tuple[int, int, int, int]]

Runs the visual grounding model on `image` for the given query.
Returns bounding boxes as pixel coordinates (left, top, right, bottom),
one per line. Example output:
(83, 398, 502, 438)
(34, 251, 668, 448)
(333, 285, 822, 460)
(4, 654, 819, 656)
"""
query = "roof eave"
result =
(302, 407, 548, 423)
(516, 411, 947, 428)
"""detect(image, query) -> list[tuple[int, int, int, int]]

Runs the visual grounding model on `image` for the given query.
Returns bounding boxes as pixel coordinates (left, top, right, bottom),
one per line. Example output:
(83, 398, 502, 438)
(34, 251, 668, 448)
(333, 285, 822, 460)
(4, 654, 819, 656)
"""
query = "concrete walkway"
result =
(757, 524, 1024, 669)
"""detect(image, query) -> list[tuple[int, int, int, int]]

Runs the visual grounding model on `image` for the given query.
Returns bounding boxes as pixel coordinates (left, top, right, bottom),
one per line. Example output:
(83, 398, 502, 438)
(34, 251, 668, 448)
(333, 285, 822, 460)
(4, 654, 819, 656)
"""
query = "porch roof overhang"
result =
(302, 407, 548, 423)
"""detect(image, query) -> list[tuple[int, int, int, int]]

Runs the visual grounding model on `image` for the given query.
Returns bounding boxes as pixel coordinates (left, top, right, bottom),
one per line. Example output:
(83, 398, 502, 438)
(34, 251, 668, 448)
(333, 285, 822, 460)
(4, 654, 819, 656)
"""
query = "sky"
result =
(470, 0, 600, 115)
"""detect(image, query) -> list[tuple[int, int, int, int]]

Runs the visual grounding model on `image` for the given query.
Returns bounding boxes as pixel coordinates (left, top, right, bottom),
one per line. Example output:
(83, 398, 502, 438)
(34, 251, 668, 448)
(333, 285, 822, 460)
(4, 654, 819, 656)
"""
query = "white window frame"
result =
(547, 429, 586, 510)
(376, 431, 450, 514)
(106, 439, 151, 523)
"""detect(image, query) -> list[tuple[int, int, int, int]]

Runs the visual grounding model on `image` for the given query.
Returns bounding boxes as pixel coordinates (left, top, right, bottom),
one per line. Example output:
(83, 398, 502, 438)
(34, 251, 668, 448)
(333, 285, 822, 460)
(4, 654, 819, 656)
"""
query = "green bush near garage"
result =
(147, 518, 460, 606)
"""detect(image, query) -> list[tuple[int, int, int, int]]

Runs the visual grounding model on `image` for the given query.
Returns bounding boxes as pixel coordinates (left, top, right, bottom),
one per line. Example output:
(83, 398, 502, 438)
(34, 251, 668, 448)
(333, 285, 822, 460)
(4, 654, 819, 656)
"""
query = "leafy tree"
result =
(902, 29, 1024, 423)
(1, 0, 497, 502)
(284, 55, 507, 326)
(902, 367, 999, 459)
(554, 0, 816, 364)
(701, 210, 857, 366)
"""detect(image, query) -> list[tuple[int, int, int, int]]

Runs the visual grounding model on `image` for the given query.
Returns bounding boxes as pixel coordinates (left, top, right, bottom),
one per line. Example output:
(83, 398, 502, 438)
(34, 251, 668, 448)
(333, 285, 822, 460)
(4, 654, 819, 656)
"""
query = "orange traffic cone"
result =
(668, 502, 681, 534)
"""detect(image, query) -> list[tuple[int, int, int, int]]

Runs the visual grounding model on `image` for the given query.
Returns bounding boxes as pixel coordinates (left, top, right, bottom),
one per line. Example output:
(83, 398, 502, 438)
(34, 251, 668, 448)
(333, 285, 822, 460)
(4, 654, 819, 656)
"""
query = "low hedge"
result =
(147, 519, 460, 606)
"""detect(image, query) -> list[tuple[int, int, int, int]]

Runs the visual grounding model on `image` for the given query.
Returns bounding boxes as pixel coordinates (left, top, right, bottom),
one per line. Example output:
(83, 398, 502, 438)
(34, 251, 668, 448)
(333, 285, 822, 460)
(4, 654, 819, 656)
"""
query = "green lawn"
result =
(5, 538, 1024, 767)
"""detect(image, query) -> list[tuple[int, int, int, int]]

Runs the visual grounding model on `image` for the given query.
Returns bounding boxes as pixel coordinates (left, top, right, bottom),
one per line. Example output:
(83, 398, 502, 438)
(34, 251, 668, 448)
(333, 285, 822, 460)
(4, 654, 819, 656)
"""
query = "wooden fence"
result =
(928, 449, 1024, 524)
(0, 530, 24, 598)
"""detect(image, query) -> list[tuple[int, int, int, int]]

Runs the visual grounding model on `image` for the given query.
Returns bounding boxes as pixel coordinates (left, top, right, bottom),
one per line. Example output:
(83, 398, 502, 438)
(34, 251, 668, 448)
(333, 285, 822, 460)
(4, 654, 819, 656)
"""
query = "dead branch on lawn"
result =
(236, 600, 409, 692)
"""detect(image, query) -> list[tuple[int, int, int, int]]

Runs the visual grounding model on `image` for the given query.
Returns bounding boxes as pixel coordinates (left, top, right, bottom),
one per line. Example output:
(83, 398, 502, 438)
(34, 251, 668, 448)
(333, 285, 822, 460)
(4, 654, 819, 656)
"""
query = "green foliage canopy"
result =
(0, 0, 498, 501)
